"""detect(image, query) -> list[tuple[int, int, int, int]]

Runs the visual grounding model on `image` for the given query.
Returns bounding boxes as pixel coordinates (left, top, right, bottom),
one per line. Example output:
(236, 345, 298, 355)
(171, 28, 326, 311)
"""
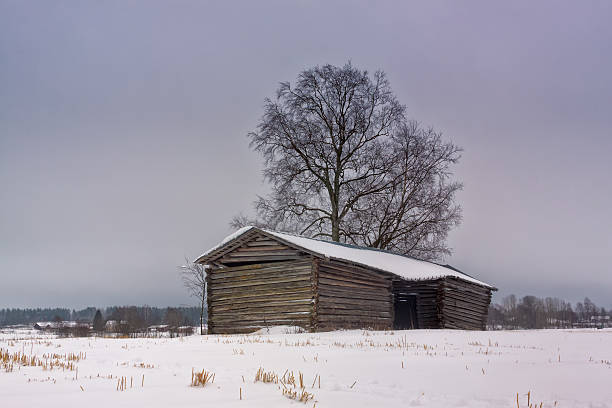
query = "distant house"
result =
(195, 227, 496, 334)
(575, 315, 612, 329)
(104, 320, 129, 333)
(33, 321, 61, 331)
(147, 324, 170, 332)
(104, 320, 118, 332)
(177, 326, 194, 335)
(33, 321, 90, 334)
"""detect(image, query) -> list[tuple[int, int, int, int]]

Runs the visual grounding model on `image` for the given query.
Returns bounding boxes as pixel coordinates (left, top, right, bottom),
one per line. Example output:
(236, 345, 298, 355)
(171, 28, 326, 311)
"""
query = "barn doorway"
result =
(394, 294, 418, 330)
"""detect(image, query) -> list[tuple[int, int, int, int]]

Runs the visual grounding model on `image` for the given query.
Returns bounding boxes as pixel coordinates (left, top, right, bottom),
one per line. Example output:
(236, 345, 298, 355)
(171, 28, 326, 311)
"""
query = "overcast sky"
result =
(1, 1, 611, 309)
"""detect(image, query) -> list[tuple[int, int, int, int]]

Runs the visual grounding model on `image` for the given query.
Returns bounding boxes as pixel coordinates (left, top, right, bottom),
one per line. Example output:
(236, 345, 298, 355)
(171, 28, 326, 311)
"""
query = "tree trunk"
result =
(331, 216, 340, 241)
(200, 291, 205, 335)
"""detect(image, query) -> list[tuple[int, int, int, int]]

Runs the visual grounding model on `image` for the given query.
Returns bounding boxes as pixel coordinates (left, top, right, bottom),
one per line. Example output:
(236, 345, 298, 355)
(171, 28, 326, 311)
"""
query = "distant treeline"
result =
(0, 306, 204, 327)
(488, 295, 610, 329)
(4, 297, 609, 331)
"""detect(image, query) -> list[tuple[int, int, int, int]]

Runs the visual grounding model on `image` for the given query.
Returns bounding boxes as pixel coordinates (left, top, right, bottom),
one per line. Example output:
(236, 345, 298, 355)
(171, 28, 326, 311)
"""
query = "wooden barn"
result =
(195, 227, 496, 334)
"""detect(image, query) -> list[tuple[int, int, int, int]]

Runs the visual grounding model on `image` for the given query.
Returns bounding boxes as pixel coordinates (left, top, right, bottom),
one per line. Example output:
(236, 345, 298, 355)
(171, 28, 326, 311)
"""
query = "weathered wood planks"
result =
(316, 260, 393, 331)
(215, 234, 307, 265)
(207, 260, 314, 334)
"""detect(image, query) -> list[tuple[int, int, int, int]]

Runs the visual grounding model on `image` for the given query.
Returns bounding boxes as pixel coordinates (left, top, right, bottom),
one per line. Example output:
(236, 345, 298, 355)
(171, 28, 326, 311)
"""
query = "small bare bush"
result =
(191, 368, 215, 387)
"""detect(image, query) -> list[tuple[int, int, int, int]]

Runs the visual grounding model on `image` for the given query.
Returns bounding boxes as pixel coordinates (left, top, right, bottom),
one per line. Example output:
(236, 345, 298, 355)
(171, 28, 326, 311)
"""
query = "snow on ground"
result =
(1, 328, 610, 407)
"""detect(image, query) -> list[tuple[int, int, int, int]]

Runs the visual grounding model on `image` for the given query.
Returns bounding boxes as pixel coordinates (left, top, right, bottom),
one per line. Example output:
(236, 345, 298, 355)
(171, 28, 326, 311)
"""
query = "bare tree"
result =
(233, 62, 462, 260)
(486, 294, 612, 329)
(179, 258, 207, 335)
(340, 121, 462, 260)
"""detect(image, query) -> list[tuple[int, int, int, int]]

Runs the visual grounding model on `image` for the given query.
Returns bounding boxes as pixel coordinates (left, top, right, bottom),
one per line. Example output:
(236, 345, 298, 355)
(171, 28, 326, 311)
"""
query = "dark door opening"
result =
(394, 295, 418, 330)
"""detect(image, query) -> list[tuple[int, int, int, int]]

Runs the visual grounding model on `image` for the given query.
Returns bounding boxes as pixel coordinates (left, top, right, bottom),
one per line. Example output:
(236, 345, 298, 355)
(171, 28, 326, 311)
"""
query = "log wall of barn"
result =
(212, 233, 304, 265)
(439, 278, 492, 330)
(315, 260, 394, 331)
(207, 260, 314, 334)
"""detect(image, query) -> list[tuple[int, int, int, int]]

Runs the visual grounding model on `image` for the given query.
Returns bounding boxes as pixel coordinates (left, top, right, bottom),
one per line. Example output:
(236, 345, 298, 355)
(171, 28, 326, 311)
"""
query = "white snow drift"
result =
(1, 328, 610, 407)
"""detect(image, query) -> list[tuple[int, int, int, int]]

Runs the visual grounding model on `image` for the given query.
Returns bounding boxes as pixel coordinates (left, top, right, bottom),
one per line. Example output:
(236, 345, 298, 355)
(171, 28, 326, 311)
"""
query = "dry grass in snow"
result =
(0, 328, 610, 407)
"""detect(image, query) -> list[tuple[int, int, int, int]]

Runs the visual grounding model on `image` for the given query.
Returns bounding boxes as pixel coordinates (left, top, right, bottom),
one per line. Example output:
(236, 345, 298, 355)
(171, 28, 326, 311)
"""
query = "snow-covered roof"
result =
(34, 321, 89, 329)
(34, 321, 60, 329)
(195, 226, 493, 288)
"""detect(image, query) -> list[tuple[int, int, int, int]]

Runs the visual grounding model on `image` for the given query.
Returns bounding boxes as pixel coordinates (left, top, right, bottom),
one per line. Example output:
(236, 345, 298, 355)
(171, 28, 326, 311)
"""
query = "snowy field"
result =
(1, 328, 610, 407)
